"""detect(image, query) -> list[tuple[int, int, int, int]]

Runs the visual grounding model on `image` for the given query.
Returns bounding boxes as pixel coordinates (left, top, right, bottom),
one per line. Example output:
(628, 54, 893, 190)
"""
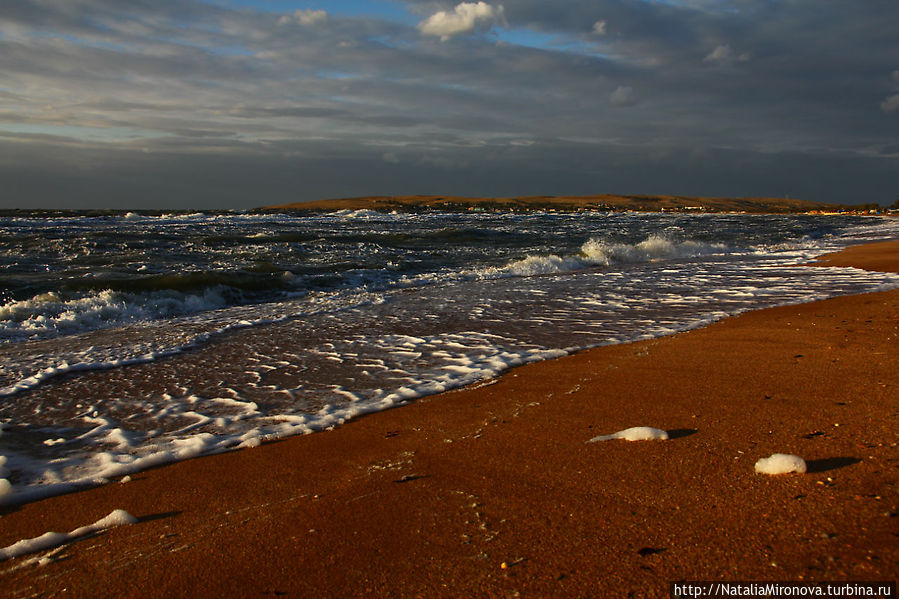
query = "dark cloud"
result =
(0, 0, 896, 208)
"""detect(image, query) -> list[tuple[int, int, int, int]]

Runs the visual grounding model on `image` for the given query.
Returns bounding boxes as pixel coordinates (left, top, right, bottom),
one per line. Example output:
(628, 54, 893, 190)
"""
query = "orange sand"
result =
(1, 241, 897, 598)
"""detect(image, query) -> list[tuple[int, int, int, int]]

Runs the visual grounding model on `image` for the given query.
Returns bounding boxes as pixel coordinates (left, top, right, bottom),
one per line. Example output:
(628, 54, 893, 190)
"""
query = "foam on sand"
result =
(587, 426, 670, 442)
(0, 456, 10, 499)
(0, 509, 138, 562)
(754, 453, 807, 475)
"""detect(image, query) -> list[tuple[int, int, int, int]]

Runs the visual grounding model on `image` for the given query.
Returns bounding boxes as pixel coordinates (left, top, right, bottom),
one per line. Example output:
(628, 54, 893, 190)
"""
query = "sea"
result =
(1, 209, 897, 504)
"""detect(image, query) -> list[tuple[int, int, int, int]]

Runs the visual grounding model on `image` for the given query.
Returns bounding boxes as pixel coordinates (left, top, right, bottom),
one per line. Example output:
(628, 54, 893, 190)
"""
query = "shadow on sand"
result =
(666, 428, 698, 440)
(805, 457, 862, 473)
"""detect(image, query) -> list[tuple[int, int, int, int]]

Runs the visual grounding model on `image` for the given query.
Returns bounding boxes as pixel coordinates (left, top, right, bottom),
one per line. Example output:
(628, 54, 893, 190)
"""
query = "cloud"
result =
(278, 9, 328, 27)
(418, 2, 505, 41)
(609, 85, 637, 107)
(703, 44, 749, 65)
(2, 0, 899, 208)
(882, 94, 899, 114)
(883, 70, 899, 113)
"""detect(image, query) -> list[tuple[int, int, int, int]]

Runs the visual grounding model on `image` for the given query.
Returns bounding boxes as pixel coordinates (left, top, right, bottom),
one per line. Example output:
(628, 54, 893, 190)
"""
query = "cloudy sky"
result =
(1, 0, 897, 209)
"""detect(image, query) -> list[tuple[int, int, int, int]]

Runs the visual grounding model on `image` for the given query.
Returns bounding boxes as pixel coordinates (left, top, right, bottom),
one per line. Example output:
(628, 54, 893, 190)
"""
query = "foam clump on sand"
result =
(587, 426, 669, 443)
(0, 456, 10, 499)
(0, 509, 138, 562)
(754, 453, 807, 475)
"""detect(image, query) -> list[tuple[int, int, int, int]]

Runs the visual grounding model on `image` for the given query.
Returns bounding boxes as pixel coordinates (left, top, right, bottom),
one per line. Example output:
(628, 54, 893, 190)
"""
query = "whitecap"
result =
(490, 235, 729, 278)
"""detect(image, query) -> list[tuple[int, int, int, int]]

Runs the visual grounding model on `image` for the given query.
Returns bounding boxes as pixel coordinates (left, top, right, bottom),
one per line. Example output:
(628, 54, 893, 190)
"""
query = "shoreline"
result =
(1, 240, 897, 597)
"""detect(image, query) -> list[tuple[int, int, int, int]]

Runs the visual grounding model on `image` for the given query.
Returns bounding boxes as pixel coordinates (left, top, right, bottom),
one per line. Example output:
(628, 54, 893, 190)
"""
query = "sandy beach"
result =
(1, 240, 897, 598)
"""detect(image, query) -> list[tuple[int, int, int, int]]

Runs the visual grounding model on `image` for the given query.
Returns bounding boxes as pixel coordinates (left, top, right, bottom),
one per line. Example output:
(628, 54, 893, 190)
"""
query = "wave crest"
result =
(0, 288, 230, 341)
(497, 235, 727, 277)
(583, 235, 727, 264)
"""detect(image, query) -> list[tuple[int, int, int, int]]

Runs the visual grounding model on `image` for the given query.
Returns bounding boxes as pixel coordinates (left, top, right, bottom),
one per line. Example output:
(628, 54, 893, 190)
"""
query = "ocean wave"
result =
(65, 270, 297, 295)
(331, 209, 385, 219)
(492, 235, 729, 277)
(0, 288, 232, 342)
(1, 213, 897, 506)
(200, 232, 319, 246)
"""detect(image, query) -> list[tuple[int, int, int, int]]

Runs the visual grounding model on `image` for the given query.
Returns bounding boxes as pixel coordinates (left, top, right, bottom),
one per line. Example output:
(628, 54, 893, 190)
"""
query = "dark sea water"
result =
(1, 209, 897, 504)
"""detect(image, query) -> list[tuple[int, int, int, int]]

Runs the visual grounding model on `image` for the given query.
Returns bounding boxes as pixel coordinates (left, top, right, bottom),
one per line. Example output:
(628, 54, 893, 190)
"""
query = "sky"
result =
(1, 0, 897, 209)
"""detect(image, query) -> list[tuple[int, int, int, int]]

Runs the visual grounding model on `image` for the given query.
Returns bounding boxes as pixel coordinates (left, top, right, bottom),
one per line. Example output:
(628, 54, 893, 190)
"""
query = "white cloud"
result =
(592, 20, 607, 36)
(610, 85, 637, 107)
(703, 44, 750, 65)
(418, 2, 505, 41)
(278, 9, 328, 27)
(881, 94, 899, 113)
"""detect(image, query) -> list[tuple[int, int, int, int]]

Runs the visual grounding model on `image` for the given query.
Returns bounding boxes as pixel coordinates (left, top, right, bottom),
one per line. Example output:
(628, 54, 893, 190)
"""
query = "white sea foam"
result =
(0, 509, 137, 562)
(0, 287, 232, 342)
(0, 305, 299, 397)
(588, 426, 670, 442)
(0, 332, 571, 505)
(583, 235, 727, 264)
(0, 349, 185, 398)
(754, 453, 807, 475)
(332, 209, 383, 219)
(0, 213, 896, 507)
(494, 235, 729, 277)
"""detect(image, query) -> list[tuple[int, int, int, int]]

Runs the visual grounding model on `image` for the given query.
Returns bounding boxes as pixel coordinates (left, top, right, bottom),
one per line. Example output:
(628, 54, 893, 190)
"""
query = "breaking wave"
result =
(0, 288, 232, 342)
(494, 235, 729, 277)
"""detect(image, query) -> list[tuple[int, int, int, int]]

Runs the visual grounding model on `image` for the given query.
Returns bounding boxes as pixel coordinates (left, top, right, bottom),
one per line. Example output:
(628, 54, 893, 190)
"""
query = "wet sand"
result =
(1, 240, 897, 598)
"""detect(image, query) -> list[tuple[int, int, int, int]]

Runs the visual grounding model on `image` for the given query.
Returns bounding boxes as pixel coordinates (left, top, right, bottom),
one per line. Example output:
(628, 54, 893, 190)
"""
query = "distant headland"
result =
(259, 194, 887, 215)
